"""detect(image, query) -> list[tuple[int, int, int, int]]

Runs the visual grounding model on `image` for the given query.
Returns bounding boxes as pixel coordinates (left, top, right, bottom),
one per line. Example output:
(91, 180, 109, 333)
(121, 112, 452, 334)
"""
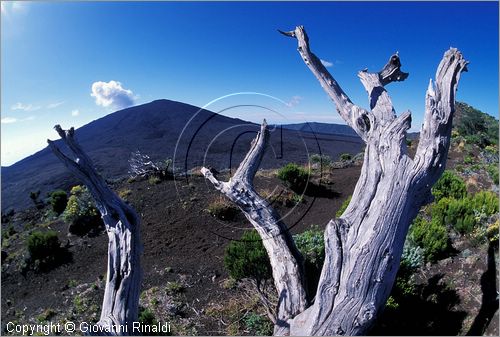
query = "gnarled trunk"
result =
(201, 121, 308, 335)
(204, 26, 467, 335)
(49, 126, 142, 335)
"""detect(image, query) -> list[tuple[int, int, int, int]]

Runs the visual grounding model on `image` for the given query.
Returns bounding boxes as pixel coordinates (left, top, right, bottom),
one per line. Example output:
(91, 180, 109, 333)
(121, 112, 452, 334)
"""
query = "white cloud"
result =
(320, 59, 333, 68)
(286, 95, 303, 107)
(71, 109, 80, 116)
(0, 116, 34, 124)
(91, 80, 135, 109)
(47, 101, 65, 109)
(11, 102, 41, 111)
(1, 117, 17, 124)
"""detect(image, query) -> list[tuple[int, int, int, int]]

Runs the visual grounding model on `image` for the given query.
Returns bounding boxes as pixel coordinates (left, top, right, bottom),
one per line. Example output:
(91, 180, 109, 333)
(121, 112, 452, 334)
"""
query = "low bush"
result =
(148, 176, 161, 185)
(340, 153, 352, 162)
(165, 281, 184, 295)
(29, 190, 44, 209)
(244, 312, 273, 336)
(294, 226, 325, 296)
(430, 191, 498, 235)
(309, 153, 332, 168)
(224, 230, 271, 285)
(486, 220, 499, 243)
(443, 198, 475, 234)
(400, 240, 424, 271)
(277, 163, 310, 192)
(50, 190, 68, 215)
(63, 185, 102, 236)
(470, 191, 499, 216)
(431, 171, 466, 202)
(293, 226, 325, 272)
(409, 216, 450, 262)
(26, 230, 64, 269)
(138, 307, 158, 326)
(487, 164, 499, 185)
(207, 197, 239, 221)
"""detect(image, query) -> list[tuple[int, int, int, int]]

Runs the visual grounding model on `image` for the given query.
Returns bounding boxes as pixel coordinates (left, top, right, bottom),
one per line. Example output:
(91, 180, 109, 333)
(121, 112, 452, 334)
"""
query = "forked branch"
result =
(201, 121, 308, 335)
(48, 126, 142, 335)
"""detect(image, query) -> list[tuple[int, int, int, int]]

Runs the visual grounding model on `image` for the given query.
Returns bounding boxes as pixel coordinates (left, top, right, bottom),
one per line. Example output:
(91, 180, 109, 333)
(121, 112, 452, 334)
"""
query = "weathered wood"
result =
(282, 26, 467, 336)
(201, 121, 308, 335)
(48, 126, 142, 335)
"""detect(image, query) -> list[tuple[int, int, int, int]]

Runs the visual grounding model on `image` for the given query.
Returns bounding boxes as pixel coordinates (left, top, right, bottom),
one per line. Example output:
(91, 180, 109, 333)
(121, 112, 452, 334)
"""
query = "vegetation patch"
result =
(224, 230, 271, 285)
(207, 197, 239, 221)
(432, 170, 467, 202)
(408, 216, 450, 262)
(26, 230, 69, 271)
(49, 190, 68, 215)
(63, 185, 103, 236)
(277, 163, 311, 192)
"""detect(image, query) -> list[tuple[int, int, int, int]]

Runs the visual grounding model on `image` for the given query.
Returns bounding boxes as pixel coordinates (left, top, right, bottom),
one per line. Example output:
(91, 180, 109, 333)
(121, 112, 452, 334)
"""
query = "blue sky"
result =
(1, 1, 498, 166)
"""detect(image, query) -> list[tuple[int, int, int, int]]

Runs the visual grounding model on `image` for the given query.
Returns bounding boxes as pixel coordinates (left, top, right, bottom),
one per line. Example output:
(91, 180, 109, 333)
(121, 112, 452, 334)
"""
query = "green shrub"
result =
(431, 192, 498, 235)
(165, 281, 184, 295)
(293, 227, 325, 272)
(29, 190, 44, 209)
(470, 191, 499, 216)
(336, 195, 352, 217)
(277, 163, 310, 192)
(487, 164, 499, 185)
(486, 221, 499, 243)
(148, 176, 161, 185)
(224, 230, 271, 285)
(50, 190, 68, 215)
(340, 153, 352, 162)
(442, 198, 475, 234)
(464, 155, 474, 164)
(386, 296, 399, 310)
(310, 153, 332, 167)
(409, 216, 450, 262)
(138, 307, 158, 326)
(2, 224, 16, 240)
(431, 170, 467, 202)
(27, 231, 61, 267)
(244, 312, 273, 336)
(400, 240, 424, 271)
(294, 226, 325, 296)
(63, 185, 102, 236)
(207, 197, 239, 221)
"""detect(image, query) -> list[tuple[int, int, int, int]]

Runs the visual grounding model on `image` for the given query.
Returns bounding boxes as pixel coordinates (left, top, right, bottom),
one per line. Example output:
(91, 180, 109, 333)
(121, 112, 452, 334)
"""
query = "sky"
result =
(1, 1, 498, 166)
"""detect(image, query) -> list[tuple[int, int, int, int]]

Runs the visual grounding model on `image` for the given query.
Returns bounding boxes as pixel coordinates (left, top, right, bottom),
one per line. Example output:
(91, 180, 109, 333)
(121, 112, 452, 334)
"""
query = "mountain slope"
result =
(282, 122, 358, 137)
(1, 99, 363, 211)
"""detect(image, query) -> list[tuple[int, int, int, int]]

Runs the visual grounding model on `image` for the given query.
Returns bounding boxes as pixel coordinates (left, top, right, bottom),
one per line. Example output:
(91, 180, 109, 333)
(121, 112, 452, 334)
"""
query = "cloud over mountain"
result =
(91, 80, 135, 109)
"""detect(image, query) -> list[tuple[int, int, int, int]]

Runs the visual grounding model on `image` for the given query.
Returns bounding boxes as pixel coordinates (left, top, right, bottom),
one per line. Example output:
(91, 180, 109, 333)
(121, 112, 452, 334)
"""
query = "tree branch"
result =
(357, 53, 408, 125)
(280, 26, 371, 140)
(48, 126, 142, 335)
(201, 121, 308, 335)
(413, 48, 468, 189)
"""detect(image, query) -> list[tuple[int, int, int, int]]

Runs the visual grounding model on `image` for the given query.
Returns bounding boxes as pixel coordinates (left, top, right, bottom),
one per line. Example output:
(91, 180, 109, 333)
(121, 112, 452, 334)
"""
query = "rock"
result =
(461, 249, 472, 258)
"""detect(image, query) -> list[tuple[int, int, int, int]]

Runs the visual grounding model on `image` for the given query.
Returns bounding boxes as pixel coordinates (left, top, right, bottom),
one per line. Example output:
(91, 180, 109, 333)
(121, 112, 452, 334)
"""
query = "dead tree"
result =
(201, 121, 308, 335)
(48, 126, 142, 335)
(202, 26, 467, 335)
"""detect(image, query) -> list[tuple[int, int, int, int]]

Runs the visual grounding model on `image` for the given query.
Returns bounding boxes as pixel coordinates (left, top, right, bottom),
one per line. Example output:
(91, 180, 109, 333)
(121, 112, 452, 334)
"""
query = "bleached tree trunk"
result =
(201, 121, 308, 335)
(203, 25, 467, 336)
(48, 126, 142, 335)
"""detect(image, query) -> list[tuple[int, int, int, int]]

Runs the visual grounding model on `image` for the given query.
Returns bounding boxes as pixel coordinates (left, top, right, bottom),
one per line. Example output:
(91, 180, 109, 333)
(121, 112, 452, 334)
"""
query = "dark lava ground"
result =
(1, 143, 498, 335)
